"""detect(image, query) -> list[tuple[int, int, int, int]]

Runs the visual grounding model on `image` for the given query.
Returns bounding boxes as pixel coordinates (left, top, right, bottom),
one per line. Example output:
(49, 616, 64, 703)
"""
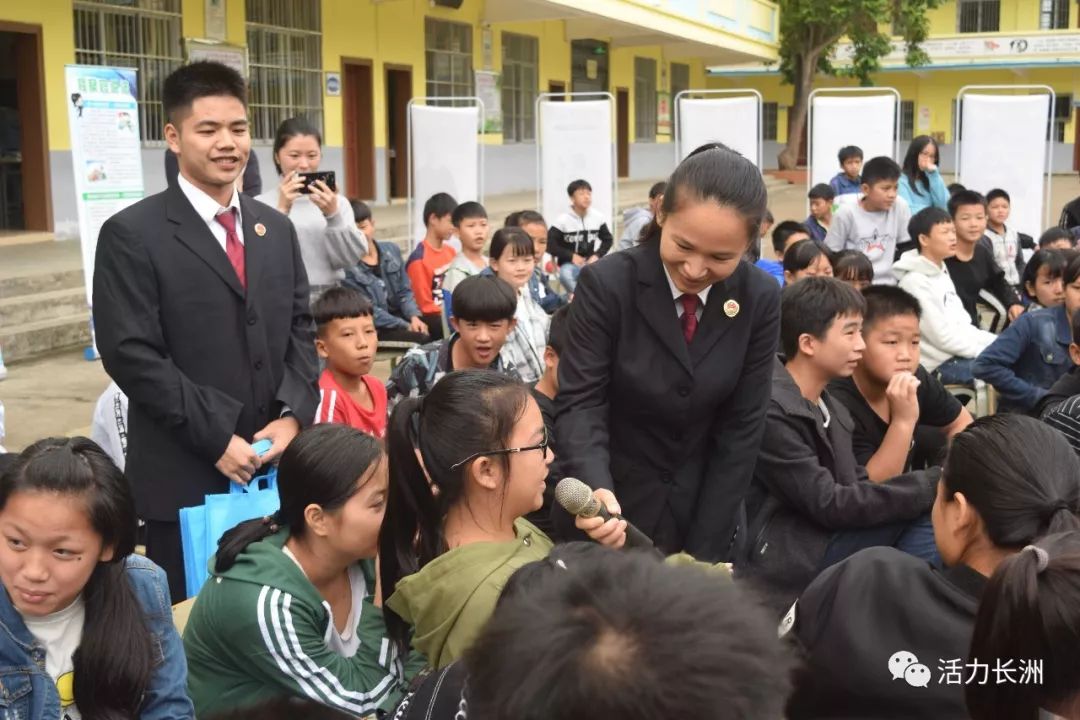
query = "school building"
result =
(0, 0, 779, 240)
(708, 0, 1080, 172)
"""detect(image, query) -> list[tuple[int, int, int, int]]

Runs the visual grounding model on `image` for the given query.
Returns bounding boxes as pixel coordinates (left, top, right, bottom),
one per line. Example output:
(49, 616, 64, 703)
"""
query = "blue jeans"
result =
(819, 512, 940, 571)
(559, 262, 583, 294)
(936, 356, 976, 385)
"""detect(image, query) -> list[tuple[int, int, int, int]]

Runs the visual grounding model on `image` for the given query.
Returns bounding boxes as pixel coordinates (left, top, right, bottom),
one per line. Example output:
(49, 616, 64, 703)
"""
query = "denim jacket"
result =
(343, 241, 423, 330)
(972, 304, 1073, 413)
(529, 268, 567, 314)
(0, 554, 194, 720)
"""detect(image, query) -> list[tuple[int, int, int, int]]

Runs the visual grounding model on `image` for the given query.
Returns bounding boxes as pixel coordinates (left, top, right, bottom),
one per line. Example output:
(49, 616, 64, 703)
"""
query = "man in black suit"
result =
(93, 61, 318, 600)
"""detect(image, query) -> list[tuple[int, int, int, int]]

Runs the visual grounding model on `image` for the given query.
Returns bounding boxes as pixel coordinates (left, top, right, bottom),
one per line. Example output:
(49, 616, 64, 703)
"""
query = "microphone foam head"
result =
(554, 477, 595, 516)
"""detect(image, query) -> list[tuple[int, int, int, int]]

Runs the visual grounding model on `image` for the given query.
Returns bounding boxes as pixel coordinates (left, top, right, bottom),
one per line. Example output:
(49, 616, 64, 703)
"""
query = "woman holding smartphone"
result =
(257, 117, 368, 302)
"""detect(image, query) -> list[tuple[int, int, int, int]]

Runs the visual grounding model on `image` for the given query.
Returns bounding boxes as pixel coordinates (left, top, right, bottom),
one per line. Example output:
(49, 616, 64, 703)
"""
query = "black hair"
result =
(380, 370, 533, 652)
(0, 438, 154, 718)
(648, 181, 667, 199)
(452, 201, 488, 227)
(860, 156, 902, 187)
(838, 145, 864, 164)
(808, 183, 835, 202)
(908, 206, 953, 251)
(832, 250, 875, 286)
(771, 220, 810, 256)
(349, 198, 372, 224)
(547, 305, 570, 356)
(1072, 308, 1080, 346)
(861, 285, 921, 330)
(464, 544, 795, 720)
(503, 211, 521, 227)
(1064, 252, 1080, 289)
(567, 179, 592, 196)
(204, 696, 355, 720)
(641, 142, 767, 247)
(489, 226, 535, 261)
(450, 275, 518, 323)
(271, 117, 322, 175)
(900, 135, 939, 196)
(986, 188, 1010, 205)
(782, 238, 831, 277)
(423, 192, 458, 227)
(780, 276, 866, 359)
(515, 210, 546, 227)
(948, 182, 967, 196)
(1040, 227, 1075, 249)
(312, 286, 373, 332)
(162, 60, 247, 126)
(1021, 249, 1066, 303)
(967, 531, 1080, 720)
(947, 189, 988, 218)
(215, 424, 384, 572)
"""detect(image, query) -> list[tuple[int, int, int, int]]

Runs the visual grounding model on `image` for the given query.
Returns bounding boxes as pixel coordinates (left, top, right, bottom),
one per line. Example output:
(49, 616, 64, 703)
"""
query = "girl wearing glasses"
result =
(379, 370, 624, 670)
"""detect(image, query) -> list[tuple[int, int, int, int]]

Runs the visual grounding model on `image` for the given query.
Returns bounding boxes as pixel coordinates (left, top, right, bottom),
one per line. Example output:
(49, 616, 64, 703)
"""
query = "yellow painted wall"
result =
(181, 0, 246, 45)
(924, 0, 1070, 35)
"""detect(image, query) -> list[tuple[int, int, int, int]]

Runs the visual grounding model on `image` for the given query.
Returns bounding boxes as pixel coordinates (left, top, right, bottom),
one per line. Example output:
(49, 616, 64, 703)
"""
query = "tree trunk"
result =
(778, 56, 817, 170)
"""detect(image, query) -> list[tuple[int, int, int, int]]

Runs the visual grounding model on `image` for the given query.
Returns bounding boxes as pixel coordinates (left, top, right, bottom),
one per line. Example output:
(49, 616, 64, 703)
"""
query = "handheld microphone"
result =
(554, 477, 656, 551)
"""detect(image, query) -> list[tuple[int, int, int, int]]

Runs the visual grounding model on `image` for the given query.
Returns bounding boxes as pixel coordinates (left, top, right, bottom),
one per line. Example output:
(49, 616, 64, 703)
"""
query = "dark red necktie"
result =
(214, 208, 246, 290)
(680, 294, 699, 343)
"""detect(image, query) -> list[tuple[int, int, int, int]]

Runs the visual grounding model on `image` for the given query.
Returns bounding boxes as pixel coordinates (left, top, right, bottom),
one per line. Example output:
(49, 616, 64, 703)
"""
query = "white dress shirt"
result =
(177, 172, 244, 252)
(662, 263, 710, 321)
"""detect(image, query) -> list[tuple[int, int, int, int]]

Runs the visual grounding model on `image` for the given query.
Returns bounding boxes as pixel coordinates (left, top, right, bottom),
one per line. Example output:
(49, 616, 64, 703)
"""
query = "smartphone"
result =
(298, 171, 336, 194)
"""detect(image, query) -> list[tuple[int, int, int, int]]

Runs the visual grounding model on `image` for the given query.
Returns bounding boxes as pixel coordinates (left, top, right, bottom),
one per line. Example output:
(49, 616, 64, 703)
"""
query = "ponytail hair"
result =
(215, 424, 384, 572)
(380, 370, 532, 651)
(0, 437, 154, 718)
(967, 531, 1080, 720)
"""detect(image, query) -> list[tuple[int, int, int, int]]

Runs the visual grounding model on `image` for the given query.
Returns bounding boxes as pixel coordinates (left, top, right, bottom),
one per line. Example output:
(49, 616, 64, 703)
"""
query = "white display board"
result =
(537, 97, 615, 233)
(809, 93, 898, 188)
(958, 91, 1052, 240)
(677, 94, 761, 166)
(408, 102, 482, 245)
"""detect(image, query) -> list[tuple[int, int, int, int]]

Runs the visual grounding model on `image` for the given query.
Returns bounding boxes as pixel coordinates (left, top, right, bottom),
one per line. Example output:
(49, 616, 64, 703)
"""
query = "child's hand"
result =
(409, 316, 429, 334)
(886, 372, 921, 427)
(1008, 304, 1025, 322)
(571, 253, 587, 267)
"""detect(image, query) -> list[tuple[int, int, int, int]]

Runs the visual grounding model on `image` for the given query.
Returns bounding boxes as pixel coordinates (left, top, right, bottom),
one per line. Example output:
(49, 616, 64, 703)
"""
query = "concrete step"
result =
(0, 269, 85, 300)
(1, 314, 92, 364)
(0, 287, 89, 328)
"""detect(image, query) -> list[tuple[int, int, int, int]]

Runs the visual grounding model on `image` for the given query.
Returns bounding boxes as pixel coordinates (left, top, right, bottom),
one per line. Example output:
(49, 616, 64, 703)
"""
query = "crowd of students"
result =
(7, 59, 1080, 720)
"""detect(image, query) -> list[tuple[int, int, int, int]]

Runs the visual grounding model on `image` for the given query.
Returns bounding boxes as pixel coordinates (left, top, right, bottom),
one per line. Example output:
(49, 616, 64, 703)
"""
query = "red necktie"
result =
(214, 208, 246, 290)
(680, 294, 699, 344)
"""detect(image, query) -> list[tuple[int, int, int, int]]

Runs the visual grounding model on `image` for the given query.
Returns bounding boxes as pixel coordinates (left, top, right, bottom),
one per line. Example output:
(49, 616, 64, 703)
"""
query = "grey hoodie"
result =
(617, 206, 652, 252)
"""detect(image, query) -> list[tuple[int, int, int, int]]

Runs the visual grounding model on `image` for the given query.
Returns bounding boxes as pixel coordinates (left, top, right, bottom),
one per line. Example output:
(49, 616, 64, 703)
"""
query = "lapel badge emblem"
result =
(254, 222, 267, 237)
(724, 299, 740, 318)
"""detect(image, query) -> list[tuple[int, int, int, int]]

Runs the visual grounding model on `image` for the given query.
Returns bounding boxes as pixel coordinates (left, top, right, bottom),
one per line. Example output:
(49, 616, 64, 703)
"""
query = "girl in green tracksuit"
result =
(183, 424, 419, 718)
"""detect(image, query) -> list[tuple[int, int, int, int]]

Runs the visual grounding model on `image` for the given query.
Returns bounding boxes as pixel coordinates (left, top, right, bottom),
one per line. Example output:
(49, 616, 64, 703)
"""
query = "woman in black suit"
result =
(555, 144, 780, 561)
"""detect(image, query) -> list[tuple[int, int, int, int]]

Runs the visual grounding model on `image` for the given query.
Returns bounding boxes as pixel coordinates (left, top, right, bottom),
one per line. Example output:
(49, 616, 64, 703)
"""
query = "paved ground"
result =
(3, 173, 1079, 451)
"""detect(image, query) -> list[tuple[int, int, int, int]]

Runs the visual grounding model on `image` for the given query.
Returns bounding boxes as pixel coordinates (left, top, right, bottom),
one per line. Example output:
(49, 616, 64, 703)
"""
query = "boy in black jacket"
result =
(739, 278, 939, 612)
(946, 190, 1024, 326)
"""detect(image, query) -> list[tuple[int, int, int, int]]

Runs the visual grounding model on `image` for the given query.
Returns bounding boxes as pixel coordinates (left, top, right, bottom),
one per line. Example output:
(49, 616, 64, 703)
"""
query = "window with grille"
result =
(670, 63, 690, 101)
(763, 102, 778, 141)
(634, 57, 657, 142)
(501, 33, 537, 143)
(426, 18, 474, 106)
(1040, 0, 1070, 29)
(957, 0, 1000, 32)
(1052, 95, 1072, 143)
(246, 0, 323, 142)
(74, 0, 183, 142)
(900, 101, 915, 141)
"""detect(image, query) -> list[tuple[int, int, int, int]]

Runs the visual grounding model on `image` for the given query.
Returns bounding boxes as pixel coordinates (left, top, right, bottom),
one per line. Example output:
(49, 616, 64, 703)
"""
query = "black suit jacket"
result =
(93, 184, 318, 520)
(555, 243, 780, 561)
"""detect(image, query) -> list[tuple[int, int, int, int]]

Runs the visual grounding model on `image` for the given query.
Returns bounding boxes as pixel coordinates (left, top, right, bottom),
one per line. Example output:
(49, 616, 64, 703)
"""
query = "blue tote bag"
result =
(179, 467, 280, 599)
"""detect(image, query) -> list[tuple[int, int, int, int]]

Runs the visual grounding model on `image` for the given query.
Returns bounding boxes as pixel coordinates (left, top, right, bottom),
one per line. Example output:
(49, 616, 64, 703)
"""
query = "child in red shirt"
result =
(406, 192, 458, 340)
(313, 287, 388, 438)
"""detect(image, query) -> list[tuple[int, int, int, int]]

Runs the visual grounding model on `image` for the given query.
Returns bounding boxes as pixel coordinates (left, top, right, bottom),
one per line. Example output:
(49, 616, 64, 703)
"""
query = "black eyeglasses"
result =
(450, 427, 549, 471)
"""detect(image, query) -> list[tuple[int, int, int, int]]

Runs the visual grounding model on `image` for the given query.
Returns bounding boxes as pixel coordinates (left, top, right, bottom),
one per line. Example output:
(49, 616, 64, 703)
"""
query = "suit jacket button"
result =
(258, 405, 267, 414)
(678, 386, 690, 397)
(254, 360, 263, 371)
(247, 315, 257, 326)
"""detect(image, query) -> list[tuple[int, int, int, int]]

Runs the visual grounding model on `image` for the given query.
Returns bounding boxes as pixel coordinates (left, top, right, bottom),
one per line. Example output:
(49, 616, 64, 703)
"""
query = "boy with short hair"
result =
(944, 190, 1024, 326)
(548, 179, 614, 294)
(893, 207, 998, 385)
(985, 188, 1022, 288)
(756, 221, 812, 286)
(443, 201, 490, 298)
(312, 287, 388, 438)
(385, 275, 522, 409)
(829, 286, 973, 482)
(824, 156, 912, 285)
(739, 277, 938, 610)
(528, 305, 570, 534)
(829, 145, 864, 208)
(514, 210, 566, 313)
(618, 181, 666, 252)
(805, 183, 835, 244)
(406, 192, 458, 339)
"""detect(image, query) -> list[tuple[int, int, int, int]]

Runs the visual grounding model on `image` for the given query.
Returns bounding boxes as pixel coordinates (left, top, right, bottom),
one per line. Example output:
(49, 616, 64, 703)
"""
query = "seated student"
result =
(184, 424, 416, 717)
(312, 288, 388, 438)
(824, 156, 912, 285)
(89, 379, 129, 471)
(972, 255, 1080, 413)
(406, 192, 458, 340)
(442, 201, 489, 304)
(898, 135, 949, 215)
(829, 145, 864, 209)
(785, 414, 1080, 720)
(783, 237, 834, 285)
(967, 530, 1080, 720)
(547, 179, 613, 294)
(805, 183, 835, 244)
(1041, 226, 1076, 251)
(345, 200, 430, 344)
(385, 275, 522, 410)
(829, 286, 972, 482)
(1021, 248, 1067, 310)
(832, 249, 874, 291)
(379, 371, 621, 670)
(748, 208, 776, 264)
(738, 278, 939, 613)
(1059, 175, 1080, 237)
(485, 227, 550, 384)
(1032, 310, 1080, 420)
(894, 207, 997, 386)
(526, 305, 569, 534)
(512, 209, 567, 313)
(945, 190, 1024, 325)
(985, 188, 1023, 289)
(0, 438, 194, 720)
(948, 182, 967, 197)
(617, 181, 666, 252)
(758, 220, 812, 284)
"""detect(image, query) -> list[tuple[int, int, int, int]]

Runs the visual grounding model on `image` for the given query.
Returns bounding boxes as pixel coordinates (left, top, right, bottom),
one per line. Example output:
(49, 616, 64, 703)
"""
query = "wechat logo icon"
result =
(889, 651, 931, 688)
